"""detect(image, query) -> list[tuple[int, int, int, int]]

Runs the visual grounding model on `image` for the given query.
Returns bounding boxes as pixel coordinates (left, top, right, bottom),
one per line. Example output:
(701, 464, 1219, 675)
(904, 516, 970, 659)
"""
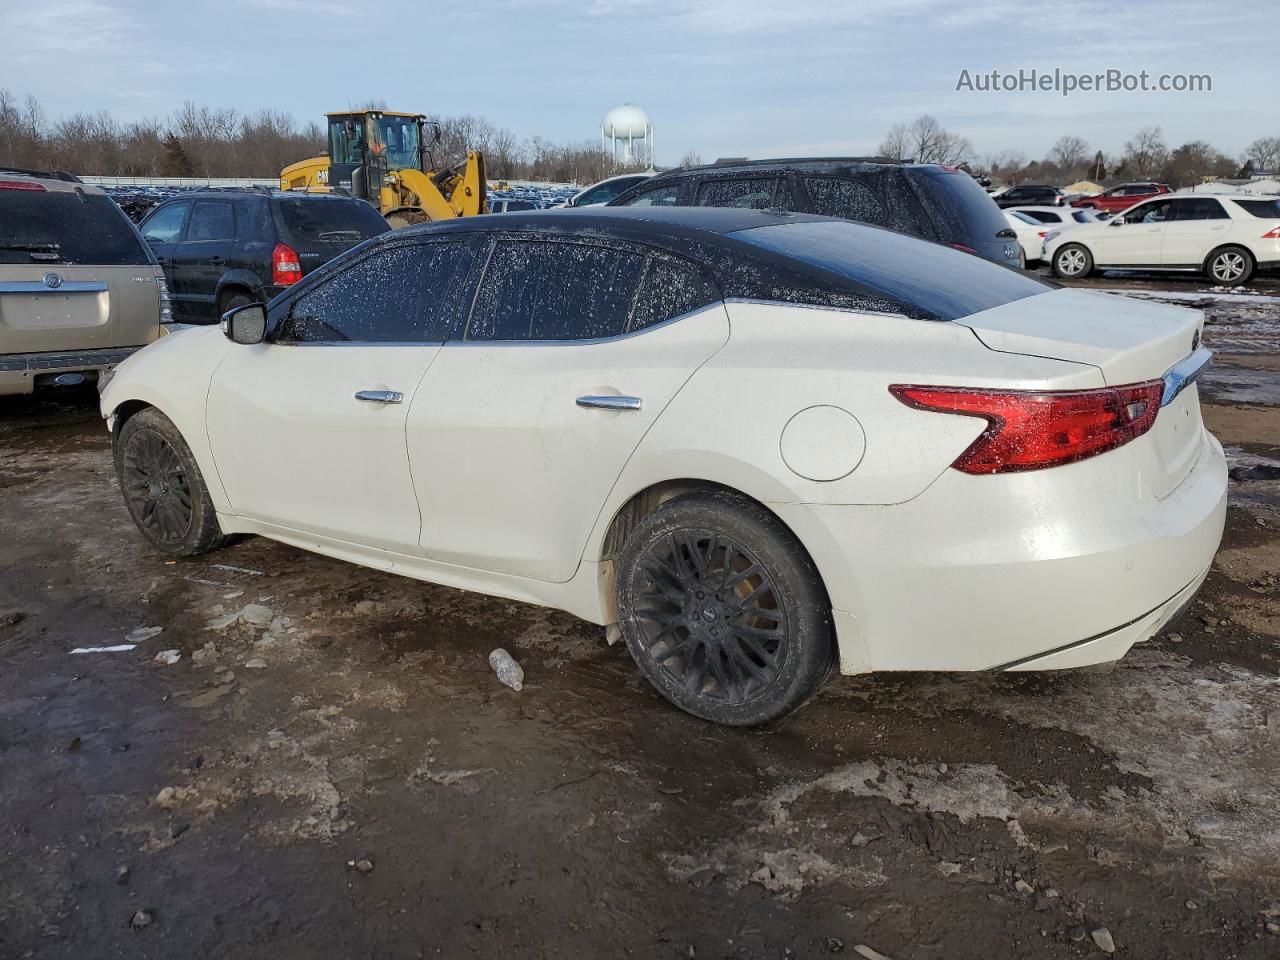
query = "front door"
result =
(1096, 198, 1171, 266)
(206, 238, 477, 554)
(408, 237, 730, 583)
(139, 200, 190, 314)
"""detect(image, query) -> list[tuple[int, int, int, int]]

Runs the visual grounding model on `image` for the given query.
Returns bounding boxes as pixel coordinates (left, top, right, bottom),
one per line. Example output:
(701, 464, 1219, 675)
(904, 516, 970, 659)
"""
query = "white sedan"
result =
(1045, 193, 1280, 284)
(1010, 205, 1101, 228)
(1004, 211, 1050, 265)
(101, 208, 1227, 725)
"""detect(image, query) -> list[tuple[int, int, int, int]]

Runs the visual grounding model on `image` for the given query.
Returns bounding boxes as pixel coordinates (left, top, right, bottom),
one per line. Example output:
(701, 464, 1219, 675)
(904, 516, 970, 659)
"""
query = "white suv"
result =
(1045, 194, 1280, 284)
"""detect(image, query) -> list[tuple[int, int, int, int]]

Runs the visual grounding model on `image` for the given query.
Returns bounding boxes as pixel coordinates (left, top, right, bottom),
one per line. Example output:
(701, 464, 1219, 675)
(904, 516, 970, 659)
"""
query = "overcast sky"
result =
(1, 0, 1267, 166)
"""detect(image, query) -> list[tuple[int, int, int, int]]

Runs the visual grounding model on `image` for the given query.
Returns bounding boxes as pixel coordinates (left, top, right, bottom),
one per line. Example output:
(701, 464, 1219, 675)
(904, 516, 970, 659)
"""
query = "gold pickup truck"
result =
(0, 170, 169, 396)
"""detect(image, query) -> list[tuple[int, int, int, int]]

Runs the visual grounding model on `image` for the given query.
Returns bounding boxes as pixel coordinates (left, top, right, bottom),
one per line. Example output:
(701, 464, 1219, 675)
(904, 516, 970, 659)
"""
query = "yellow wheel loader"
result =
(280, 110, 487, 227)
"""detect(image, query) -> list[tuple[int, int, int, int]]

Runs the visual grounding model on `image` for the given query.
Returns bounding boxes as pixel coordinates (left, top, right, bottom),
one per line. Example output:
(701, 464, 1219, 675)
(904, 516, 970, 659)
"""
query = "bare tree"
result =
(880, 115, 970, 165)
(1123, 126, 1169, 179)
(1049, 135, 1089, 172)
(1243, 135, 1280, 173)
(678, 150, 702, 168)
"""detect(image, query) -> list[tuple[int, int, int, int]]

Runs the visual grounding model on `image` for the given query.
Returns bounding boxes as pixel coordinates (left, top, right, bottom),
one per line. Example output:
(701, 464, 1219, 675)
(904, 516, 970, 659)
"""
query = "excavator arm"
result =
(387, 150, 488, 222)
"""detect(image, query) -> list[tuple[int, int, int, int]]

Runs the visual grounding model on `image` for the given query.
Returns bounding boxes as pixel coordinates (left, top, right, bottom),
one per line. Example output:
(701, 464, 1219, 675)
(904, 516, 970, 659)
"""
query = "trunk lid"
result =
(957, 287, 1207, 498)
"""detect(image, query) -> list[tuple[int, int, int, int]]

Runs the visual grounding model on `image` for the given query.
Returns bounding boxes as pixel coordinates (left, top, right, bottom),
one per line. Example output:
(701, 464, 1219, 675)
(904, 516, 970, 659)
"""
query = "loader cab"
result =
(325, 111, 427, 202)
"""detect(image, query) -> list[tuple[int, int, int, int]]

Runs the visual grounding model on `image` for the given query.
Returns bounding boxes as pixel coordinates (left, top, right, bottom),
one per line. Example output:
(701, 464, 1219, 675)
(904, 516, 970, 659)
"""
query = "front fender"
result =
(101, 326, 234, 513)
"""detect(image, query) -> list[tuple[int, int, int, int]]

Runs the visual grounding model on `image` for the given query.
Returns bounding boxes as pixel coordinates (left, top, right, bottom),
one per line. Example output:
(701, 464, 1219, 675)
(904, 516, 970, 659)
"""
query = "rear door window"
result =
(140, 202, 190, 244)
(620, 183, 681, 207)
(696, 178, 777, 210)
(627, 257, 721, 333)
(1170, 198, 1228, 221)
(466, 239, 646, 341)
(802, 177, 888, 225)
(0, 188, 152, 266)
(186, 201, 236, 241)
(282, 241, 473, 343)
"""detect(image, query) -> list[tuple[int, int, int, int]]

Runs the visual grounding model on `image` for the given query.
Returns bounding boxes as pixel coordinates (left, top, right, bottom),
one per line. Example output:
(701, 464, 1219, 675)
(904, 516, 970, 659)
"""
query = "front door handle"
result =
(576, 395, 642, 411)
(209, 256, 226, 266)
(355, 390, 402, 404)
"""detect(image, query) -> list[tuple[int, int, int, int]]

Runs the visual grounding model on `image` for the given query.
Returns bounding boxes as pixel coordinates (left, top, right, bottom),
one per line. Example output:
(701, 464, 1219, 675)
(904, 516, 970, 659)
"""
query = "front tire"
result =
(113, 408, 227, 557)
(615, 491, 834, 726)
(1205, 246, 1254, 285)
(1052, 243, 1093, 279)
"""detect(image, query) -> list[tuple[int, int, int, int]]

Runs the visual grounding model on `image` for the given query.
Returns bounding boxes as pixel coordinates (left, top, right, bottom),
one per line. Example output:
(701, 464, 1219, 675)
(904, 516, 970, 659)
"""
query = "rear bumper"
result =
(775, 429, 1228, 674)
(0, 346, 145, 396)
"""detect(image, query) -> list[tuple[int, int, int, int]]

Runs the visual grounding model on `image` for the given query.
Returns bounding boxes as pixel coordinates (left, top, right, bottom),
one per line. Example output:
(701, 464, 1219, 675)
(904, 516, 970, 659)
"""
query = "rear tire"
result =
(218, 288, 253, 318)
(615, 491, 835, 726)
(1053, 243, 1093, 279)
(113, 408, 227, 557)
(1204, 246, 1254, 285)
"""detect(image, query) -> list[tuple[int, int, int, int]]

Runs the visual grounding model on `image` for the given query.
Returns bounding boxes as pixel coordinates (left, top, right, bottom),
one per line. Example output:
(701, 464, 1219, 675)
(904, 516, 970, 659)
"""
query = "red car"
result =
(1070, 181, 1172, 213)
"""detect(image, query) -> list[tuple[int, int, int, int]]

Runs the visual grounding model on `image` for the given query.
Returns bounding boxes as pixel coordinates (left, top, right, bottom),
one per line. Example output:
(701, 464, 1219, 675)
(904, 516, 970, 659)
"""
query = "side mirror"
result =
(222, 303, 267, 345)
(1110, 217, 1125, 226)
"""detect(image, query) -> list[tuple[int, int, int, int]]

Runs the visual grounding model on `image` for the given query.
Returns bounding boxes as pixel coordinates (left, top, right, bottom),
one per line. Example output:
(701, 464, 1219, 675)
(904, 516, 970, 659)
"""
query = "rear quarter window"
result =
(906, 168, 1008, 243)
(1235, 198, 1280, 219)
(731, 219, 1049, 322)
(274, 198, 389, 244)
(0, 189, 151, 266)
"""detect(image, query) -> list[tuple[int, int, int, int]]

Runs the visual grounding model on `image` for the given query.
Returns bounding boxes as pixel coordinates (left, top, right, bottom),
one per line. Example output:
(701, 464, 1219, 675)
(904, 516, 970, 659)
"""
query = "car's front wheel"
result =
(1205, 246, 1254, 285)
(1052, 243, 1094, 279)
(615, 491, 834, 726)
(113, 407, 227, 556)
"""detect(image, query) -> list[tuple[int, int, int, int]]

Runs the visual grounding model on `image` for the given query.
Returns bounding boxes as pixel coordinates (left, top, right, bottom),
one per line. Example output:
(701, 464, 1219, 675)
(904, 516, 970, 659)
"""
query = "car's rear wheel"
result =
(218, 288, 253, 317)
(1205, 246, 1254, 285)
(1053, 243, 1093, 279)
(114, 408, 227, 557)
(615, 491, 834, 726)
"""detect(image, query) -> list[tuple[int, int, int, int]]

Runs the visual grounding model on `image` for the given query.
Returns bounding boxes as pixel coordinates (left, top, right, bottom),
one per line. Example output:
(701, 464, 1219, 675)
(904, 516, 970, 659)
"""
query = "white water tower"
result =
(602, 104, 653, 169)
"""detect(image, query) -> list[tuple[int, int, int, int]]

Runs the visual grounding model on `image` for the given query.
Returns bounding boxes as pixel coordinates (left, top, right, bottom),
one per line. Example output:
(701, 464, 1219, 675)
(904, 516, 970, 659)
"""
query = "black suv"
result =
(608, 159, 1020, 268)
(137, 190, 389, 322)
(994, 184, 1066, 208)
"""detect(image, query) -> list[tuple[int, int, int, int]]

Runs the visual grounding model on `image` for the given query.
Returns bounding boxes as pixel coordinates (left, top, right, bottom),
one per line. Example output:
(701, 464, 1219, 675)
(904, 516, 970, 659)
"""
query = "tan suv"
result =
(0, 169, 169, 396)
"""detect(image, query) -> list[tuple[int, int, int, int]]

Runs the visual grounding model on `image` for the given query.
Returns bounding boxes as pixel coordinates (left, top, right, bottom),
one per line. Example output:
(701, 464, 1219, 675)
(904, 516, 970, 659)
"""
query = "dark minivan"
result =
(137, 189, 389, 322)
(608, 159, 1021, 268)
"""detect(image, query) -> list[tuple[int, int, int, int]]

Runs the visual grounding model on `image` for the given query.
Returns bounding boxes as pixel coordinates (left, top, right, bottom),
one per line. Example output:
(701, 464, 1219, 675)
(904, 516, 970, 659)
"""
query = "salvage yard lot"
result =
(2, 278, 1279, 959)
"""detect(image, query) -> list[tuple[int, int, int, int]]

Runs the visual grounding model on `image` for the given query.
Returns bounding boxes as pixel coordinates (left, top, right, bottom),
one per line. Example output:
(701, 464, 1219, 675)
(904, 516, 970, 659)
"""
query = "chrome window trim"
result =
(1161, 347, 1212, 407)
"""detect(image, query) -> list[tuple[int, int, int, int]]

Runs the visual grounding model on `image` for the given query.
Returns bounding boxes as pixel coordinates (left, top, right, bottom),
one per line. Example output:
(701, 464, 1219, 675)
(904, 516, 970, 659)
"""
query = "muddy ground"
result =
(2, 273, 1279, 960)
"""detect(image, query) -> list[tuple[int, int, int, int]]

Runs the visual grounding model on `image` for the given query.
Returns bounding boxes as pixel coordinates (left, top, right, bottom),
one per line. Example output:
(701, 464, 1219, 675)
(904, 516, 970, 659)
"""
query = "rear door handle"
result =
(355, 390, 402, 404)
(155, 257, 169, 266)
(576, 395, 642, 411)
(209, 256, 226, 266)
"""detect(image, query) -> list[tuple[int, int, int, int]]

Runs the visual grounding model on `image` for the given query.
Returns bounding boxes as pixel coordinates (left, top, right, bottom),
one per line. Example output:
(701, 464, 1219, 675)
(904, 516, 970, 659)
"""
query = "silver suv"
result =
(0, 169, 168, 396)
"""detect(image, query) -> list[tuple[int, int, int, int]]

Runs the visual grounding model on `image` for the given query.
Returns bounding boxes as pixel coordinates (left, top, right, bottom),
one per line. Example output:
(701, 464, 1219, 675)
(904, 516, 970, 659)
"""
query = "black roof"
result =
(387, 206, 1046, 322)
(150, 187, 364, 204)
(643, 157, 908, 183)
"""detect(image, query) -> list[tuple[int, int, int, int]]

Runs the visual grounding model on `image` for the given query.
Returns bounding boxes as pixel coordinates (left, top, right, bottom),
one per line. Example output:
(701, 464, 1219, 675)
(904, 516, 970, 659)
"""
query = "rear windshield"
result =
(904, 167, 1009, 243)
(1234, 198, 1280, 219)
(274, 198, 389, 244)
(731, 220, 1049, 321)
(0, 188, 151, 266)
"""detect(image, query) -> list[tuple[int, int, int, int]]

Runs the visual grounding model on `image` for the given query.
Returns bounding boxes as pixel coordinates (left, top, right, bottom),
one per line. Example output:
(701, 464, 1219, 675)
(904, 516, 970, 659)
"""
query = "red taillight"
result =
(0, 179, 45, 191)
(889, 381, 1164, 474)
(1261, 226, 1280, 239)
(949, 243, 978, 255)
(1038, 230, 1048, 237)
(272, 243, 301, 285)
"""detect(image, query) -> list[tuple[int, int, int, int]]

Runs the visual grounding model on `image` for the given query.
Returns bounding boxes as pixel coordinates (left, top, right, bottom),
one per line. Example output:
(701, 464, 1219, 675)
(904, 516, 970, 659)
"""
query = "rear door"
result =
(1161, 197, 1230, 267)
(407, 237, 729, 582)
(171, 199, 237, 320)
(695, 177, 780, 210)
(206, 238, 475, 554)
(0, 184, 158, 353)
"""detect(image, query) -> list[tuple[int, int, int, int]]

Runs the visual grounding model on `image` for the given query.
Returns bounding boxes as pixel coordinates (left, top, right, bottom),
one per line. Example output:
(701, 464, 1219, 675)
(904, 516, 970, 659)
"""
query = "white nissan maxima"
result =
(101, 207, 1227, 726)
